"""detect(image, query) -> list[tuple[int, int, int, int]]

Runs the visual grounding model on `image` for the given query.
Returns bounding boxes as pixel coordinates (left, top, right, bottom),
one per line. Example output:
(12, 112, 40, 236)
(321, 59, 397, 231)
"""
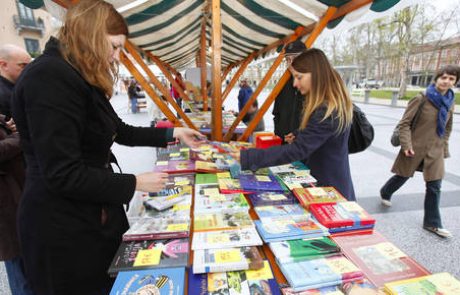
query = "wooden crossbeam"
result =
(210, 0, 223, 140)
(200, 14, 208, 111)
(221, 53, 256, 102)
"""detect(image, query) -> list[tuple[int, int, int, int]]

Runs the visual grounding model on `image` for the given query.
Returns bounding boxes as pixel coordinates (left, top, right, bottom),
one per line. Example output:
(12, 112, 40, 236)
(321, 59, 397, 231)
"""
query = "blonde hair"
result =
(290, 48, 353, 133)
(58, 0, 128, 97)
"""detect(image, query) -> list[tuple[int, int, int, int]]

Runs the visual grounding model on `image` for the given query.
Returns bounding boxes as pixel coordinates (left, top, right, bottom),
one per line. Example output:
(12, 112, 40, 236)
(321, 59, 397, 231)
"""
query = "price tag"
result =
(214, 249, 242, 263)
(167, 223, 188, 231)
(133, 249, 162, 266)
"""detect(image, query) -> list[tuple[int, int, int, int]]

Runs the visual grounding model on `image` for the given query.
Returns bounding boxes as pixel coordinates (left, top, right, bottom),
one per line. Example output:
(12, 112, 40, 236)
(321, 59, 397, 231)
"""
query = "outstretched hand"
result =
(173, 127, 206, 148)
(135, 172, 169, 193)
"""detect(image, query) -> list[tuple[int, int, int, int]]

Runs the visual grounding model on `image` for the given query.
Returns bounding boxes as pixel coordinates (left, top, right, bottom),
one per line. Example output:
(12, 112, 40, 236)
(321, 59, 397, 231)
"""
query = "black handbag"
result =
(390, 96, 426, 147)
(348, 104, 374, 154)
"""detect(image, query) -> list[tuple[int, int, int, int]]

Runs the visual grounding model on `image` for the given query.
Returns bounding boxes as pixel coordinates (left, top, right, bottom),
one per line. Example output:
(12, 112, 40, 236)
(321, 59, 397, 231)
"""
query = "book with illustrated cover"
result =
(268, 161, 310, 174)
(188, 260, 281, 295)
(217, 172, 250, 194)
(143, 200, 191, 219)
(269, 237, 340, 264)
(194, 212, 254, 232)
(310, 202, 375, 231)
(281, 286, 343, 295)
(196, 160, 224, 173)
(110, 267, 185, 295)
(153, 160, 195, 174)
(332, 232, 430, 287)
(193, 246, 264, 274)
(254, 216, 328, 243)
(123, 216, 190, 241)
(148, 173, 195, 197)
(196, 173, 218, 185)
(254, 205, 309, 221)
(279, 255, 364, 292)
(275, 171, 317, 190)
(144, 185, 192, 211)
(192, 227, 263, 250)
(292, 187, 347, 209)
(384, 272, 460, 295)
(239, 173, 285, 193)
(195, 192, 250, 214)
(108, 238, 189, 277)
(248, 191, 297, 207)
(157, 148, 190, 161)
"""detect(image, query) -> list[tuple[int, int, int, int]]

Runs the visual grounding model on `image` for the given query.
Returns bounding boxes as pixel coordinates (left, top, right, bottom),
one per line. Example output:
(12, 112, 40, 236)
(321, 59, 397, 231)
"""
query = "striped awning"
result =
(21, 0, 405, 70)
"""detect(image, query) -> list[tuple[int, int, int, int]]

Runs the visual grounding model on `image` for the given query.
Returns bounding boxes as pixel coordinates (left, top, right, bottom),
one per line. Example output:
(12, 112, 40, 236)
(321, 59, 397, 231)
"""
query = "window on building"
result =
(17, 1, 35, 26)
(24, 38, 40, 55)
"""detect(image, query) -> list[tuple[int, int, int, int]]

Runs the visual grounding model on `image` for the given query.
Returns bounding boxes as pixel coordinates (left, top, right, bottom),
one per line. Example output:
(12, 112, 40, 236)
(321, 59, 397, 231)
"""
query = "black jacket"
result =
(242, 107, 355, 201)
(272, 77, 304, 142)
(12, 37, 169, 295)
(0, 76, 14, 119)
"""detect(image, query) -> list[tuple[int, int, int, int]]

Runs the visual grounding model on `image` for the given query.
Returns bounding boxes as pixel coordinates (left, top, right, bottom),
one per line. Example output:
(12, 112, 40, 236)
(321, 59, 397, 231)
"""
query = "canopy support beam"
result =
(210, 0, 222, 140)
(200, 10, 209, 111)
(221, 53, 256, 103)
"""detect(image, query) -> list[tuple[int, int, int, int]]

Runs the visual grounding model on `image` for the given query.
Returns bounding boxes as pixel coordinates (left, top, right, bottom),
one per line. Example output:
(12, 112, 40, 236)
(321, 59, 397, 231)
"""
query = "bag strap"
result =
(410, 93, 427, 131)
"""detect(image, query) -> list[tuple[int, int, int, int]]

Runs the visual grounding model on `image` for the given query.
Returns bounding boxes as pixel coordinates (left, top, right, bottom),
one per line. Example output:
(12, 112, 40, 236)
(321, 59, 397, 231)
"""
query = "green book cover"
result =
(195, 173, 218, 184)
(270, 237, 339, 263)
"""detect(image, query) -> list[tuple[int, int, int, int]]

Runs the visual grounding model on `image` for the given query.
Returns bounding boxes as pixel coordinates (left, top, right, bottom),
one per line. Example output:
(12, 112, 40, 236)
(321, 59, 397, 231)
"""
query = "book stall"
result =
(108, 140, 460, 295)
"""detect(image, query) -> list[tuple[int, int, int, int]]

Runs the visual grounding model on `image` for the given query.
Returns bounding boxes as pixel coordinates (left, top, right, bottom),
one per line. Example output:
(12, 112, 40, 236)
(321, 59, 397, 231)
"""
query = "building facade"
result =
(0, 0, 56, 56)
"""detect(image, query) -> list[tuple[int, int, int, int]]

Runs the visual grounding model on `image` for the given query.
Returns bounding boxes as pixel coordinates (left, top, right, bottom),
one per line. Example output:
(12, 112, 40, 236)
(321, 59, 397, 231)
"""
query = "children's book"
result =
(275, 171, 317, 190)
(268, 161, 310, 174)
(110, 267, 185, 295)
(194, 192, 250, 214)
(292, 187, 347, 209)
(332, 232, 430, 287)
(188, 260, 281, 295)
(193, 246, 264, 274)
(192, 227, 263, 250)
(254, 204, 309, 220)
(123, 216, 190, 241)
(309, 202, 375, 231)
(153, 160, 195, 174)
(269, 237, 340, 263)
(193, 212, 254, 232)
(279, 255, 364, 292)
(384, 272, 460, 295)
(108, 238, 189, 277)
(144, 185, 192, 211)
(247, 191, 297, 207)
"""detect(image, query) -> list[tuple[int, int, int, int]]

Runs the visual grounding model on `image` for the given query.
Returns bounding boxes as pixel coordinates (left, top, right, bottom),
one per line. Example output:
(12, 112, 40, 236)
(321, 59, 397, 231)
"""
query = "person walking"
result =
(237, 79, 253, 112)
(272, 40, 306, 144)
(380, 65, 458, 238)
(11, 1, 204, 294)
(233, 49, 355, 200)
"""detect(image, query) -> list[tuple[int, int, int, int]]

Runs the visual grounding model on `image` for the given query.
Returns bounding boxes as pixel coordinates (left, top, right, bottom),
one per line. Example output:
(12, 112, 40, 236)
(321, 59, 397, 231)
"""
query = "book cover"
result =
(188, 273, 209, 295)
(196, 173, 219, 185)
(247, 191, 297, 207)
(254, 205, 309, 220)
(123, 216, 190, 241)
(309, 202, 375, 229)
(194, 192, 250, 214)
(269, 237, 340, 263)
(144, 185, 192, 211)
(196, 161, 224, 173)
(192, 227, 263, 250)
(217, 172, 251, 194)
(157, 148, 190, 161)
(292, 187, 347, 209)
(279, 255, 363, 291)
(254, 217, 328, 243)
(268, 161, 310, 174)
(110, 267, 185, 295)
(153, 160, 196, 174)
(384, 272, 460, 295)
(281, 286, 343, 295)
(275, 171, 317, 191)
(108, 238, 189, 277)
(239, 174, 285, 193)
(148, 173, 195, 197)
(193, 212, 254, 232)
(193, 246, 264, 274)
(332, 232, 430, 287)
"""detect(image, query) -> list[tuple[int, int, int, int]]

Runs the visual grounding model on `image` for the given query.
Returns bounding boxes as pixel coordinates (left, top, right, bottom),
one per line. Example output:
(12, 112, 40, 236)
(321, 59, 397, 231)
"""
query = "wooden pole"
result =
(210, 0, 222, 140)
(221, 53, 256, 102)
(200, 13, 209, 111)
(238, 7, 338, 141)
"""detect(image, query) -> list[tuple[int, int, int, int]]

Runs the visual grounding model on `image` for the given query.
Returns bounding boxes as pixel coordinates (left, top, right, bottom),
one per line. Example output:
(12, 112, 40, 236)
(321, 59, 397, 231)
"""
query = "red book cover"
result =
(153, 160, 196, 174)
(292, 187, 347, 209)
(309, 203, 354, 228)
(332, 231, 430, 287)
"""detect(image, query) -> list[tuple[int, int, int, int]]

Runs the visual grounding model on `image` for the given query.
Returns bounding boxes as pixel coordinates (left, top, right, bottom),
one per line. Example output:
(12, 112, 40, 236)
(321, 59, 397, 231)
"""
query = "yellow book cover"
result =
(384, 272, 460, 295)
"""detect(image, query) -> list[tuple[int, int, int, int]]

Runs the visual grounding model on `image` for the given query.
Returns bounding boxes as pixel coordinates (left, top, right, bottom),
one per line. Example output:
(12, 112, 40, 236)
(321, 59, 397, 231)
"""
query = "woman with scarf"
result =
(380, 65, 458, 238)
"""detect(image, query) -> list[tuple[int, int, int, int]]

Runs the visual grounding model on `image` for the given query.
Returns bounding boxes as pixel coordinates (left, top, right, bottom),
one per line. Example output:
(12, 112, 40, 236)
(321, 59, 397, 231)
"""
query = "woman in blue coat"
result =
(235, 48, 355, 200)
(11, 1, 203, 294)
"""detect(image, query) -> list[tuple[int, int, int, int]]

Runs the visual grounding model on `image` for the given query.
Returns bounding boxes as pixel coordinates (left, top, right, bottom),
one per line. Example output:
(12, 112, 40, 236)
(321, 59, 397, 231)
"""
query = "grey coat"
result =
(392, 93, 453, 181)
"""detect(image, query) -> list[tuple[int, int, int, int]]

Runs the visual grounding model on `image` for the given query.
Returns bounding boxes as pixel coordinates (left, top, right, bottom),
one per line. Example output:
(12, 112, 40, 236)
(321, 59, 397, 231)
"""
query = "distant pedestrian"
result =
(237, 79, 253, 112)
(380, 65, 458, 238)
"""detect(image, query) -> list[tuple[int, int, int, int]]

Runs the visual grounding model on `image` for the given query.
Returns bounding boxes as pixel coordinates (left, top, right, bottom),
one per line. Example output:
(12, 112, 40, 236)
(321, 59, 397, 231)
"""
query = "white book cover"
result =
(192, 227, 263, 250)
(192, 247, 263, 274)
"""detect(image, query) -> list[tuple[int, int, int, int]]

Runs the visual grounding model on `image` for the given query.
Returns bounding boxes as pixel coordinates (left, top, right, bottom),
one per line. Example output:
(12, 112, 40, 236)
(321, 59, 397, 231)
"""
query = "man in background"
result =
(272, 40, 306, 144)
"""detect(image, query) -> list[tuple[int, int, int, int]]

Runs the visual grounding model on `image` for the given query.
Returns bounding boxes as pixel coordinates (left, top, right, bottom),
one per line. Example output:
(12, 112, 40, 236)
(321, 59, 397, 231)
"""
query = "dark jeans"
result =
(380, 175, 443, 228)
(4, 256, 35, 295)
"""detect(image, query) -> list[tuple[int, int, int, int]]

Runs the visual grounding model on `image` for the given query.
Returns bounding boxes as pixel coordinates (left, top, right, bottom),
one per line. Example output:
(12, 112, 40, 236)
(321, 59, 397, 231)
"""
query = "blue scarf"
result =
(426, 83, 454, 137)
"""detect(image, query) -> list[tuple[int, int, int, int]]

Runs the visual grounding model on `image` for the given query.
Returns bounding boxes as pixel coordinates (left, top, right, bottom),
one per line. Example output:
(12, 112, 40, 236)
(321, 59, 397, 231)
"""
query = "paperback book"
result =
(332, 232, 430, 287)
(148, 173, 195, 197)
(192, 227, 263, 250)
(269, 237, 340, 263)
(292, 187, 347, 209)
(196, 173, 218, 185)
(268, 161, 310, 174)
(239, 173, 285, 193)
(217, 172, 250, 194)
(194, 192, 250, 214)
(156, 148, 190, 161)
(153, 160, 195, 174)
(275, 171, 317, 190)
(110, 267, 185, 295)
(108, 238, 189, 277)
(254, 204, 309, 221)
(384, 272, 460, 295)
(123, 216, 190, 241)
(144, 185, 192, 211)
(247, 191, 298, 207)
(193, 212, 254, 232)
(193, 246, 264, 274)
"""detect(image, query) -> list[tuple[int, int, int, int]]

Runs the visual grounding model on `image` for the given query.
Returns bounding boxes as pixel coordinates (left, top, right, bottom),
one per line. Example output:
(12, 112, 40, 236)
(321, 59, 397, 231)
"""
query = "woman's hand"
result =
(284, 133, 295, 144)
(6, 118, 17, 133)
(173, 127, 206, 148)
(404, 149, 415, 157)
(135, 172, 169, 192)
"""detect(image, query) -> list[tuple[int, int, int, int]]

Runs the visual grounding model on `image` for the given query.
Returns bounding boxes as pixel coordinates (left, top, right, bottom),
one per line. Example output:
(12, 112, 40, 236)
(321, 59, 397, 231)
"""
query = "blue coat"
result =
(238, 85, 253, 112)
(241, 107, 355, 201)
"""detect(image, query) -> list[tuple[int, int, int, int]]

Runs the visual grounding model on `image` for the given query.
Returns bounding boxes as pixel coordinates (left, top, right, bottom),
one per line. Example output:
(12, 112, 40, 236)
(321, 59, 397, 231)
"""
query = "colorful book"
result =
(144, 185, 192, 211)
(255, 217, 328, 243)
(194, 191, 249, 214)
(148, 173, 195, 197)
(108, 238, 189, 277)
(248, 191, 298, 207)
(268, 161, 310, 174)
(269, 237, 340, 263)
(384, 272, 460, 295)
(281, 286, 343, 295)
(123, 216, 190, 241)
(110, 267, 185, 295)
(332, 232, 430, 287)
(188, 260, 281, 295)
(153, 160, 195, 174)
(292, 187, 347, 209)
(195, 160, 224, 173)
(193, 212, 254, 232)
(275, 171, 317, 190)
(196, 173, 218, 185)
(309, 202, 375, 231)
(193, 246, 264, 274)
(279, 255, 364, 291)
(192, 227, 263, 250)
(239, 173, 285, 193)
(217, 172, 250, 194)
(156, 148, 190, 161)
(254, 204, 309, 220)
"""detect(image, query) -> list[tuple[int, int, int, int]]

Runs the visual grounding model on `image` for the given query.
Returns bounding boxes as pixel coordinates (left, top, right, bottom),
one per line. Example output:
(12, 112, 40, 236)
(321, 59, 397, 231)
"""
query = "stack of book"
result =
(309, 201, 375, 235)
(292, 187, 347, 209)
(239, 170, 285, 193)
(217, 172, 251, 194)
(123, 216, 190, 241)
(383, 272, 460, 294)
(247, 191, 298, 207)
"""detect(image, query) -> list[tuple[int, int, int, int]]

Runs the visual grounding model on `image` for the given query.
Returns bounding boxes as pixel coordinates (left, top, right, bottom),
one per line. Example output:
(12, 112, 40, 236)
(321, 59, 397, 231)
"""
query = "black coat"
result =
(0, 76, 14, 119)
(272, 77, 304, 142)
(241, 107, 356, 201)
(12, 38, 169, 295)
